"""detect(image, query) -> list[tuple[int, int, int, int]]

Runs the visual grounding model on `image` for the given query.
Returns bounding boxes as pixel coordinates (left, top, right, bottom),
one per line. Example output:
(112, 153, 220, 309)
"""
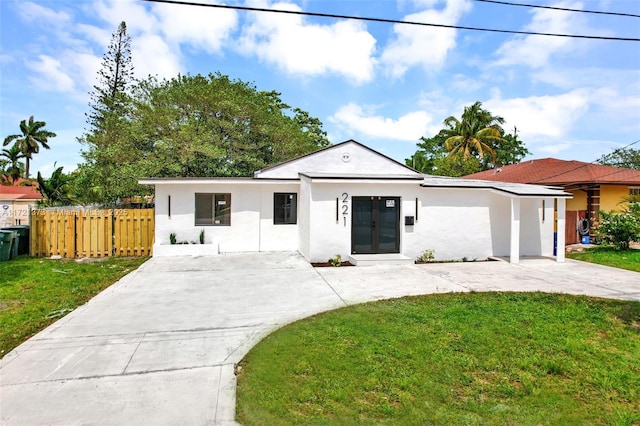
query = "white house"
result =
(139, 140, 571, 264)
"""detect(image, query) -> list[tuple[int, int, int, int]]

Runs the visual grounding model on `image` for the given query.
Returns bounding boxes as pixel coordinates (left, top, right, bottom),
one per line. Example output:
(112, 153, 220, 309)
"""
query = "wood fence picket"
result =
(30, 209, 154, 258)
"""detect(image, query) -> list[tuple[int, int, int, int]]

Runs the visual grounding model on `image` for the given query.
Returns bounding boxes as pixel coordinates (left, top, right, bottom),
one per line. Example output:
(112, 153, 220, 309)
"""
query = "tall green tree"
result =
(37, 165, 73, 207)
(76, 73, 330, 204)
(87, 21, 133, 133)
(3, 116, 56, 179)
(493, 127, 530, 169)
(442, 101, 506, 165)
(1, 144, 26, 183)
(597, 147, 640, 170)
(75, 21, 137, 204)
(406, 103, 530, 177)
(406, 135, 481, 177)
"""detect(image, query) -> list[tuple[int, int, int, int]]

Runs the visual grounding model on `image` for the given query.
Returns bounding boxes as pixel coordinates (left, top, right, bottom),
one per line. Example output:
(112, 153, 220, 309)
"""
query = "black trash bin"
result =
(3, 225, 30, 256)
(0, 230, 16, 261)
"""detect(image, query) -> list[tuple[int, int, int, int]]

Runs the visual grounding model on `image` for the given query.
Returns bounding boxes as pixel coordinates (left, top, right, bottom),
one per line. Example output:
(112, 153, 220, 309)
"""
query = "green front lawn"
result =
(0, 256, 147, 356)
(567, 246, 640, 272)
(237, 292, 640, 425)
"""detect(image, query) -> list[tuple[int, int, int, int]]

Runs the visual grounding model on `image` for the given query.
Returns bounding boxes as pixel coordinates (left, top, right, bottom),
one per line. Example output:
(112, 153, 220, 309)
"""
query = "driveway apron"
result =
(1, 253, 639, 425)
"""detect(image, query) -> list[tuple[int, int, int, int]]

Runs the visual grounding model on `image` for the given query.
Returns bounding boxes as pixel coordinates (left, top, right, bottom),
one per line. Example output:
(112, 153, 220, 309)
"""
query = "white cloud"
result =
(238, 1, 377, 84)
(449, 73, 482, 92)
(133, 34, 181, 80)
(91, 0, 157, 34)
(76, 23, 111, 47)
(19, 2, 72, 26)
(484, 90, 590, 149)
(380, 0, 472, 78)
(330, 103, 436, 141)
(486, 90, 590, 138)
(0, 55, 15, 65)
(152, 2, 238, 54)
(536, 142, 572, 156)
(26, 55, 76, 93)
(493, 1, 592, 68)
(73, 52, 103, 90)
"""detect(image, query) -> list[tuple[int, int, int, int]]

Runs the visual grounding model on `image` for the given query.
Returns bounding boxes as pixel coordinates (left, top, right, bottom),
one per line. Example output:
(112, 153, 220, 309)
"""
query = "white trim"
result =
(509, 198, 520, 264)
(556, 198, 566, 262)
(139, 178, 297, 185)
(304, 179, 423, 185)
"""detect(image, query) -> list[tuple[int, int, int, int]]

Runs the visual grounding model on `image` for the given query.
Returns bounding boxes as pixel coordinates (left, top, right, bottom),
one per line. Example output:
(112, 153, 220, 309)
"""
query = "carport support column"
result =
(509, 197, 520, 264)
(556, 198, 566, 262)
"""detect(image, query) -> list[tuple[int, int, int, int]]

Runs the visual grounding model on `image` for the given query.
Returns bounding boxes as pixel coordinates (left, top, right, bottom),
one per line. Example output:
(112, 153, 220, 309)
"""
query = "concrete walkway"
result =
(1, 253, 639, 425)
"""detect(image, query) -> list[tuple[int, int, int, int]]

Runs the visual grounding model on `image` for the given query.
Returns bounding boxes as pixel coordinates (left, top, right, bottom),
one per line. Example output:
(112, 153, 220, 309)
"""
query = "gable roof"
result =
(254, 139, 421, 179)
(0, 183, 42, 200)
(463, 158, 640, 186)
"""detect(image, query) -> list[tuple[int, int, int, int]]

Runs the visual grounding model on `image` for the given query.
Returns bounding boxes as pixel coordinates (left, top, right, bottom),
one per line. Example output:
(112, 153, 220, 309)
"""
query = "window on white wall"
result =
(195, 193, 231, 226)
(274, 193, 297, 225)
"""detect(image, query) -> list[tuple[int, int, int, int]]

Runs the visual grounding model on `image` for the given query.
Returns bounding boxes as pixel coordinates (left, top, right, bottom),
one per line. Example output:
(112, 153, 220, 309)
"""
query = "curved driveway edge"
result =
(1, 253, 639, 425)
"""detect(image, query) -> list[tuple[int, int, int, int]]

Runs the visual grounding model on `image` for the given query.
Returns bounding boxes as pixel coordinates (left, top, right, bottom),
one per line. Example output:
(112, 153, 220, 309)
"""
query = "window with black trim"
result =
(195, 193, 231, 226)
(629, 187, 640, 197)
(274, 193, 297, 225)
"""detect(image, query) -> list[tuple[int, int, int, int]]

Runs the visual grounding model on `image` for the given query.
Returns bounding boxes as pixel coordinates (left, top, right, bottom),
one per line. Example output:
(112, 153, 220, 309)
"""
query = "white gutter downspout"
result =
(510, 197, 520, 264)
(556, 197, 566, 262)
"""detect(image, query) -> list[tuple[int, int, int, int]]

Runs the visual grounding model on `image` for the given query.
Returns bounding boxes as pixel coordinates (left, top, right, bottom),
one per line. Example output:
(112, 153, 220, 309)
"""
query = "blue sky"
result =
(1, 0, 639, 177)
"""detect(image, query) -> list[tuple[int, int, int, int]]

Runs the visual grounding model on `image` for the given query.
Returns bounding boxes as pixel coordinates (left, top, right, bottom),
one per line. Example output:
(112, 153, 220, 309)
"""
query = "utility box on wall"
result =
(404, 216, 415, 226)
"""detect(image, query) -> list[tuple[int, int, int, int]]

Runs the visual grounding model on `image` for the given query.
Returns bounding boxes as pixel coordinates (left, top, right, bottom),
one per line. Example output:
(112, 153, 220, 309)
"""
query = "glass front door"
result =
(351, 196, 400, 254)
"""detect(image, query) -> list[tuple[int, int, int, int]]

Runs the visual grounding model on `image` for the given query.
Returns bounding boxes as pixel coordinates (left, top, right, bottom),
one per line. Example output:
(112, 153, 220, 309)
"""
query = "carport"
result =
(421, 177, 571, 263)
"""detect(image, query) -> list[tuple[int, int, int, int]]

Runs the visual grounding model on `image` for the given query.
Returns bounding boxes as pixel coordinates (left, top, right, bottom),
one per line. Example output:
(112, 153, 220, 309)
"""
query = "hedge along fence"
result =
(30, 209, 154, 258)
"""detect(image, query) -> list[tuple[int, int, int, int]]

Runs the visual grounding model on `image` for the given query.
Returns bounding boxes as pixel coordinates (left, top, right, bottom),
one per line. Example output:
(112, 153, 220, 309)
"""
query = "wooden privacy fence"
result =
(30, 209, 154, 258)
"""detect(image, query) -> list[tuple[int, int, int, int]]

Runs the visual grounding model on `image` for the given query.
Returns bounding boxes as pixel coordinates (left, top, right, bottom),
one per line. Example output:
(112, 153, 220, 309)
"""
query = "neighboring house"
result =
(0, 180, 42, 227)
(140, 140, 571, 264)
(464, 158, 640, 244)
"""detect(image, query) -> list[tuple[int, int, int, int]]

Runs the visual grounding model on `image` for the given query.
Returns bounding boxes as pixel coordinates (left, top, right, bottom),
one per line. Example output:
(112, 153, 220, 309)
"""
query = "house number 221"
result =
(342, 193, 349, 227)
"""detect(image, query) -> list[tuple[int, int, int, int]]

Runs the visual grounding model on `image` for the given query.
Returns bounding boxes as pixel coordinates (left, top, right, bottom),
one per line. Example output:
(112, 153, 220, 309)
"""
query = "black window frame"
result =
(195, 193, 231, 226)
(273, 192, 297, 225)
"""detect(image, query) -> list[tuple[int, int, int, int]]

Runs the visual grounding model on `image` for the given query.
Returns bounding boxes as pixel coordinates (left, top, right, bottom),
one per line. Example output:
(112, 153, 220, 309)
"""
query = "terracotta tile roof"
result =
(0, 182, 42, 200)
(463, 158, 640, 186)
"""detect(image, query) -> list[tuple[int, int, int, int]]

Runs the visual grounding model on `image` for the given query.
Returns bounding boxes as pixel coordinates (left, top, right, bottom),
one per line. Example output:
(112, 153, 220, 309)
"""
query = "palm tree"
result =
(37, 165, 73, 207)
(442, 102, 506, 166)
(3, 116, 57, 179)
(0, 144, 26, 183)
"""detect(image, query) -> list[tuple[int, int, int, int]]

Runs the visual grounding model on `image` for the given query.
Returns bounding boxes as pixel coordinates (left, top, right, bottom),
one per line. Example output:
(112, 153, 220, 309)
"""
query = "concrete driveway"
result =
(1, 253, 639, 425)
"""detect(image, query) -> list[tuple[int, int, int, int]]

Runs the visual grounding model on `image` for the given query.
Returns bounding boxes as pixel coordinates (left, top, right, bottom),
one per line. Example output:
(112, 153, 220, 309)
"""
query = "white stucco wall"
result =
(302, 183, 517, 263)
(151, 180, 557, 262)
(153, 183, 299, 253)
(255, 141, 419, 179)
(421, 188, 498, 261)
(488, 192, 511, 257)
(303, 181, 422, 262)
(519, 197, 555, 256)
(298, 177, 312, 259)
(258, 184, 299, 251)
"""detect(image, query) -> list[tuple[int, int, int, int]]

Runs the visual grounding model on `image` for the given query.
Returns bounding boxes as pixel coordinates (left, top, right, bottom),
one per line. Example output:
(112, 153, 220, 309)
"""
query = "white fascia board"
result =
(138, 178, 299, 185)
(488, 188, 573, 199)
(308, 179, 422, 185)
(424, 185, 572, 199)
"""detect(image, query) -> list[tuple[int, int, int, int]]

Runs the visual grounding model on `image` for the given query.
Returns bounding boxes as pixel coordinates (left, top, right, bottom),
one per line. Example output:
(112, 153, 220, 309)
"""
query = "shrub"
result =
(329, 254, 342, 267)
(594, 204, 640, 250)
(417, 249, 435, 263)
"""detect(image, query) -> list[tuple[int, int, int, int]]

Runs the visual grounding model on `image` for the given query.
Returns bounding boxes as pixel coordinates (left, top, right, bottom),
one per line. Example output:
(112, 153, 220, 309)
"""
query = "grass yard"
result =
(237, 292, 640, 425)
(567, 246, 640, 273)
(0, 256, 147, 356)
